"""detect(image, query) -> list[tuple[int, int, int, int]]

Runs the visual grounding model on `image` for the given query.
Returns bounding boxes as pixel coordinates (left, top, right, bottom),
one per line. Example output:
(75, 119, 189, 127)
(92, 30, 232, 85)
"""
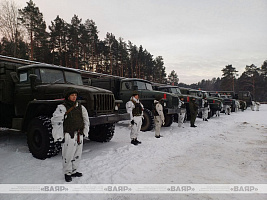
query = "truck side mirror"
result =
(83, 78, 91, 85)
(10, 72, 19, 83)
(29, 74, 38, 90)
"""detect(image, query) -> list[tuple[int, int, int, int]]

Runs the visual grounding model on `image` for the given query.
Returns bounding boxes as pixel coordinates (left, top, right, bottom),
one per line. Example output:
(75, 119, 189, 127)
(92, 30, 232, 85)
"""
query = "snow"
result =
(0, 105, 267, 200)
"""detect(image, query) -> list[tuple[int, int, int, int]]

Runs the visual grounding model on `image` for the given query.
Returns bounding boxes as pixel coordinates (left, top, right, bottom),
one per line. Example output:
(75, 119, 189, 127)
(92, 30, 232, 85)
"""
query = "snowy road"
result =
(0, 105, 266, 200)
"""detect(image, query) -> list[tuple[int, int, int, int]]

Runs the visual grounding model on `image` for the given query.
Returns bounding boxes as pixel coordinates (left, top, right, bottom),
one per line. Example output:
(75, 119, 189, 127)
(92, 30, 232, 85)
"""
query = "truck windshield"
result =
(135, 81, 153, 90)
(39, 68, 83, 85)
(40, 68, 64, 83)
(170, 88, 181, 95)
(189, 91, 202, 97)
(65, 71, 83, 85)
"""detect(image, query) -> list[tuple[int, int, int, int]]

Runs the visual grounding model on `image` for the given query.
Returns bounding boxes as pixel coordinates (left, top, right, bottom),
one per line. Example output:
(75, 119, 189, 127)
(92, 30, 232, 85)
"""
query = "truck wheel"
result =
(162, 114, 173, 127)
(89, 123, 115, 142)
(141, 108, 154, 132)
(27, 116, 61, 160)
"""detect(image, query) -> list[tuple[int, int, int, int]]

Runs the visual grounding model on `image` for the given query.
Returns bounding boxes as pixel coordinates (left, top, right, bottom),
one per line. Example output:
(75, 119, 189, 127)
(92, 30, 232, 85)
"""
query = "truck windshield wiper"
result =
(51, 78, 63, 84)
(66, 81, 75, 85)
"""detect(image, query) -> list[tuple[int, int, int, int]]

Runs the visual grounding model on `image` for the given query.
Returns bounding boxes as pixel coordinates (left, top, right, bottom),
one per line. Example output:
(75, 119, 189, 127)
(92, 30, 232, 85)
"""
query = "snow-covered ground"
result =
(0, 105, 266, 200)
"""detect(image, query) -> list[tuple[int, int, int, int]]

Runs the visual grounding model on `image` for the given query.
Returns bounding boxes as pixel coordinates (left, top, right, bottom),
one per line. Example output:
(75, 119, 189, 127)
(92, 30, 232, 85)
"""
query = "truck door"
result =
(14, 70, 33, 116)
(120, 81, 133, 109)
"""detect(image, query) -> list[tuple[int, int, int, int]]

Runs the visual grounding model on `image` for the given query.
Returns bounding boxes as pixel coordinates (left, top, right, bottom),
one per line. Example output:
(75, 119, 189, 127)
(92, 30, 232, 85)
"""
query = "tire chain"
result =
(37, 116, 62, 158)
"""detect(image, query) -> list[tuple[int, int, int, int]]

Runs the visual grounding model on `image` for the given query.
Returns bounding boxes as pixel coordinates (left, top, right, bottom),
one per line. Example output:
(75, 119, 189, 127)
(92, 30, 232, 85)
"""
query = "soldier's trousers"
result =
(178, 112, 186, 127)
(130, 116, 143, 139)
(202, 108, 209, 120)
(190, 113, 197, 126)
(62, 132, 83, 175)
(154, 116, 163, 137)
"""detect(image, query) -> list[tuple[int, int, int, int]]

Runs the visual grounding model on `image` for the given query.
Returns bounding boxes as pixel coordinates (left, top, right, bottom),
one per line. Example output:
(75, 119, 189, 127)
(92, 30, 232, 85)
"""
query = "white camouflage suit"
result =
(251, 101, 255, 111)
(202, 98, 210, 120)
(154, 100, 165, 137)
(178, 100, 186, 127)
(51, 102, 89, 175)
(126, 96, 144, 140)
(255, 102, 260, 111)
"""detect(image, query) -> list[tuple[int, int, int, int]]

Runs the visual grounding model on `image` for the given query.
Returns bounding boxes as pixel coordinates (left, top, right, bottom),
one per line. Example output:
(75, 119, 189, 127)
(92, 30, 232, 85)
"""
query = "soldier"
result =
(255, 102, 260, 111)
(240, 101, 245, 112)
(178, 97, 186, 127)
(202, 97, 209, 121)
(51, 87, 90, 182)
(251, 101, 255, 111)
(153, 95, 165, 138)
(126, 91, 144, 145)
(224, 104, 231, 115)
(189, 97, 198, 127)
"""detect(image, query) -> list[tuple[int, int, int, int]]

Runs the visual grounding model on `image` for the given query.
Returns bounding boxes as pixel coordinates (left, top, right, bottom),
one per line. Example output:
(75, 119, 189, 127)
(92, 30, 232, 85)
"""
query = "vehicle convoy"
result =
(80, 73, 181, 131)
(208, 91, 239, 112)
(0, 55, 129, 159)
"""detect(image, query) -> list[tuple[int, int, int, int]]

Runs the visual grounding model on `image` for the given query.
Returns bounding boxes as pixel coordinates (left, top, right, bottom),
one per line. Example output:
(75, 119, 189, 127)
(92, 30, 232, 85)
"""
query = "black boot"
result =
(65, 174, 72, 182)
(71, 172, 83, 177)
(131, 139, 138, 145)
(136, 139, 141, 144)
(191, 124, 197, 127)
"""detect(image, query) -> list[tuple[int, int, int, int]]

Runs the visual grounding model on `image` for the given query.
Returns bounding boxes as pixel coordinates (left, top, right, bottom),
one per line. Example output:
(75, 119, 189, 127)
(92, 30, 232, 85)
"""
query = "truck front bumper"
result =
(89, 113, 130, 126)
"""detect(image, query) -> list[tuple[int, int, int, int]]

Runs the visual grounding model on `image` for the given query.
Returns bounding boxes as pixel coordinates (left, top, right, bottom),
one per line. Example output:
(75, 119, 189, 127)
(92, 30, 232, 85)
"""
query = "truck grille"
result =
(93, 94, 114, 114)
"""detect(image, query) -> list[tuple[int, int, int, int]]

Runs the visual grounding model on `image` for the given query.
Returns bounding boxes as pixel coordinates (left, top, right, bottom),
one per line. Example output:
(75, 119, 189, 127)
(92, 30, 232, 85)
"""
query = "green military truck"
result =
(80, 73, 181, 131)
(153, 85, 186, 122)
(237, 91, 252, 107)
(0, 55, 129, 159)
(179, 87, 202, 120)
(209, 91, 238, 112)
(187, 89, 223, 118)
(200, 91, 223, 116)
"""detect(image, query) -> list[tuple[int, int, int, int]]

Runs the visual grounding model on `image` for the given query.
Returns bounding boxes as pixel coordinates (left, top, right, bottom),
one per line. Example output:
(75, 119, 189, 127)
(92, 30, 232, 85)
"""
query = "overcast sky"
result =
(12, 0, 267, 84)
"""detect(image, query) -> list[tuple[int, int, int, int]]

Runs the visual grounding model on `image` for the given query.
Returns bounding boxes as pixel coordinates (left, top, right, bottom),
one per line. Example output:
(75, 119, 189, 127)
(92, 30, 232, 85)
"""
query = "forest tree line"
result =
(0, 0, 166, 83)
(0, 0, 266, 101)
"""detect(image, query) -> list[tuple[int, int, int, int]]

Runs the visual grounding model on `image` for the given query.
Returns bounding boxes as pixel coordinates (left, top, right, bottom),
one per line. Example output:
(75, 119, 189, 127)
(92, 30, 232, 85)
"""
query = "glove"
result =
(162, 121, 165, 126)
(131, 120, 135, 125)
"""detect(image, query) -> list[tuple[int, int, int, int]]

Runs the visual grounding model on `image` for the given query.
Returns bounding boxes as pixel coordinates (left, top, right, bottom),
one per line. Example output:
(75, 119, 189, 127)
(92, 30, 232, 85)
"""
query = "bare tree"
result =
(0, 0, 23, 56)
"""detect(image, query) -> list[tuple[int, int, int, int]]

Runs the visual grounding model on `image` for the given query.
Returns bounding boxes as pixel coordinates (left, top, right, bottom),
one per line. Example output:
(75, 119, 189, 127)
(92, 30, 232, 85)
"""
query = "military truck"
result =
(153, 85, 186, 122)
(200, 91, 223, 117)
(209, 91, 238, 112)
(179, 87, 202, 120)
(0, 55, 129, 159)
(237, 91, 252, 107)
(80, 73, 181, 131)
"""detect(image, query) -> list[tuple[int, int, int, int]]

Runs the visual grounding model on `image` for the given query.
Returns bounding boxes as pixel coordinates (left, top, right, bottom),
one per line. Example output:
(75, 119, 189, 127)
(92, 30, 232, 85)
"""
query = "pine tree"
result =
(168, 70, 179, 86)
(49, 15, 67, 65)
(18, 0, 47, 61)
(220, 65, 238, 91)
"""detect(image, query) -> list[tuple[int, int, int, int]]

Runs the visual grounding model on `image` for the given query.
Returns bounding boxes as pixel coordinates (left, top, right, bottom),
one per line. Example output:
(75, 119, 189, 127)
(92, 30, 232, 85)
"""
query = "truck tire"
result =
(162, 114, 173, 127)
(27, 116, 61, 160)
(141, 108, 154, 132)
(89, 123, 115, 142)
